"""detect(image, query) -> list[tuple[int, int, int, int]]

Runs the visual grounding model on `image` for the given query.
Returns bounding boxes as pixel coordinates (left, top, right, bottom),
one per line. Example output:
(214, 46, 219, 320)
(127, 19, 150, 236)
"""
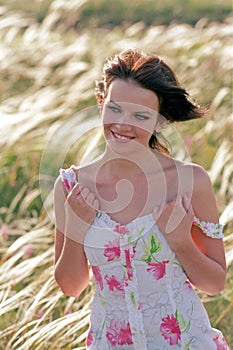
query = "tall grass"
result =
(0, 0, 232, 348)
(2, 0, 232, 26)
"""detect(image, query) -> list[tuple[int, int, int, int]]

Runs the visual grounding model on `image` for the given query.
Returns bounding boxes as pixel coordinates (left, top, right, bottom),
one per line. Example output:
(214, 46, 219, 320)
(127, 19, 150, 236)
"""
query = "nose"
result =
(114, 111, 132, 129)
(114, 121, 132, 131)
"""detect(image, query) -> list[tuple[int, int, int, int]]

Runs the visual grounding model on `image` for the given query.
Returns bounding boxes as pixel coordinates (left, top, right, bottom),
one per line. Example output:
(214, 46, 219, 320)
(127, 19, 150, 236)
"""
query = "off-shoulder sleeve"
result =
(59, 167, 78, 193)
(193, 216, 224, 239)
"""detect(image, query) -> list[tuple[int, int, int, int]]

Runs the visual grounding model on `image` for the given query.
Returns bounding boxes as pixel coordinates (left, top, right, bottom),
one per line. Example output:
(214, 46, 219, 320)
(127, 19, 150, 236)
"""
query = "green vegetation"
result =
(79, 0, 232, 27)
(0, 0, 232, 349)
(1, 0, 232, 27)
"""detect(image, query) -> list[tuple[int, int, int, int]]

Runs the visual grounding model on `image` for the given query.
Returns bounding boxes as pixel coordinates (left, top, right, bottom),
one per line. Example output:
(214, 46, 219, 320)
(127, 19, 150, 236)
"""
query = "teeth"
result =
(114, 132, 131, 140)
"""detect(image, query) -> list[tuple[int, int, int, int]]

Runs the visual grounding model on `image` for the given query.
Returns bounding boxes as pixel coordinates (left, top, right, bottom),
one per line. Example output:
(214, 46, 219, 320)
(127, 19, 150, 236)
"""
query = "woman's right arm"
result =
(53, 176, 99, 297)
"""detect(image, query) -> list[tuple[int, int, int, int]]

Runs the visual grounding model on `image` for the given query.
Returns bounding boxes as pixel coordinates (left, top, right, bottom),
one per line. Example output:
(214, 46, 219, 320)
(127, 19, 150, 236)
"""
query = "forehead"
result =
(106, 79, 159, 112)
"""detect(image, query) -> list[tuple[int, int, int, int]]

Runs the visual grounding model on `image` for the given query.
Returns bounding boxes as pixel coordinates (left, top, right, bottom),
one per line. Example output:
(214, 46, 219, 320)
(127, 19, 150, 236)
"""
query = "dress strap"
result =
(193, 216, 224, 239)
(59, 167, 77, 192)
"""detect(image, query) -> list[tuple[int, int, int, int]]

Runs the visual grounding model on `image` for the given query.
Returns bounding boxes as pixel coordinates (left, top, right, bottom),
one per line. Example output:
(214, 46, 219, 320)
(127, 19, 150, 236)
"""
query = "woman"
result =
(54, 49, 229, 349)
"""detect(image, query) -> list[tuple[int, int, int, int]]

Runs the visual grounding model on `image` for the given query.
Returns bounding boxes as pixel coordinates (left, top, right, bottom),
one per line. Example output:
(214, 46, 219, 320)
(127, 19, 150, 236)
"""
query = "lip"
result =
(110, 130, 135, 142)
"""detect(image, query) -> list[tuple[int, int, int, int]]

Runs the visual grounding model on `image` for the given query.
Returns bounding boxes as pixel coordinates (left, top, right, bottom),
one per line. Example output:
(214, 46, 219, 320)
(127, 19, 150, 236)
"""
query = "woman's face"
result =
(102, 79, 160, 154)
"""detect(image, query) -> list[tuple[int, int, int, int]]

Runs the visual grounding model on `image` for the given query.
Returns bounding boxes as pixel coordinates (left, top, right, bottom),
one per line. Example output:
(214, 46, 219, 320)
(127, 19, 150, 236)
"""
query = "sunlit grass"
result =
(0, 1, 232, 348)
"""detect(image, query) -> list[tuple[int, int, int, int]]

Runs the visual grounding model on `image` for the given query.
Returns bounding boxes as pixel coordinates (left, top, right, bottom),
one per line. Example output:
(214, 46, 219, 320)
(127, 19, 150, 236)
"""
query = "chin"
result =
(106, 139, 149, 157)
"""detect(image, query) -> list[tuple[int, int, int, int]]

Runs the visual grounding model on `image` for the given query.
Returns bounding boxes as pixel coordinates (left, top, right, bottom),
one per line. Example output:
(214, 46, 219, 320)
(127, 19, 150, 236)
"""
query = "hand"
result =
(153, 193, 194, 250)
(64, 183, 100, 243)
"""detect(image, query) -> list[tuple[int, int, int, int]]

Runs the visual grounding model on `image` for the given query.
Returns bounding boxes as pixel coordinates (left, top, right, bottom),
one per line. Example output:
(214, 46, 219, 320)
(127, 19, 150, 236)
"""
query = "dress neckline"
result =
(96, 209, 155, 230)
(59, 167, 224, 239)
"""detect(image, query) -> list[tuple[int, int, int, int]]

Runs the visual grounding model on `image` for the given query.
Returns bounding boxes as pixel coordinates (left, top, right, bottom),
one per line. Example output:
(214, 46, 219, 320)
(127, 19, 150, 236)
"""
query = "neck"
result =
(100, 146, 163, 178)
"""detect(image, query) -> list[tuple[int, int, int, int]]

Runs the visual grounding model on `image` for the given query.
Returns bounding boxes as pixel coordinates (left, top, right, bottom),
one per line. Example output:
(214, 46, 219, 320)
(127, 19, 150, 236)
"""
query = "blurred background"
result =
(0, 0, 232, 349)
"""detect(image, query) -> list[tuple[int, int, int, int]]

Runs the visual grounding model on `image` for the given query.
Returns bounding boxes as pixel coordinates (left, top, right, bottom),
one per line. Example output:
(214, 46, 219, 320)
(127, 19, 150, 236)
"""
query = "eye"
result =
(108, 104, 122, 113)
(135, 114, 149, 120)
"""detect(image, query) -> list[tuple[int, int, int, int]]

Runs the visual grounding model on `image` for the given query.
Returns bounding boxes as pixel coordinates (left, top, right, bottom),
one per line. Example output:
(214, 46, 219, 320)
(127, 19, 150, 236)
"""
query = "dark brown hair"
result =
(96, 49, 205, 153)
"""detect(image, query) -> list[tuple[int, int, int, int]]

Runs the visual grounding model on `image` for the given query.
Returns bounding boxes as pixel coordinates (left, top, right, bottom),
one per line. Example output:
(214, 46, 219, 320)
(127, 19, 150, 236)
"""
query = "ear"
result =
(98, 94, 104, 113)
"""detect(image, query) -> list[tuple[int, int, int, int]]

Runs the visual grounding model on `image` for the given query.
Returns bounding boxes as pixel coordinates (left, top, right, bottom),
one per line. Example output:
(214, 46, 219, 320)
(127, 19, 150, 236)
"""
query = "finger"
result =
(165, 196, 186, 234)
(85, 192, 95, 206)
(153, 204, 163, 221)
(175, 195, 183, 209)
(80, 187, 90, 199)
(175, 195, 187, 218)
(183, 192, 191, 213)
(71, 181, 76, 189)
(187, 204, 194, 218)
(93, 198, 100, 210)
(185, 193, 194, 217)
(71, 182, 84, 194)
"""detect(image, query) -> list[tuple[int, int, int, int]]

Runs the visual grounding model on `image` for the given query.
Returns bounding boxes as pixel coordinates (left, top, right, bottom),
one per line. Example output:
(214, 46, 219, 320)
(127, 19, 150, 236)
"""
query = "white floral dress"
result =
(60, 168, 229, 350)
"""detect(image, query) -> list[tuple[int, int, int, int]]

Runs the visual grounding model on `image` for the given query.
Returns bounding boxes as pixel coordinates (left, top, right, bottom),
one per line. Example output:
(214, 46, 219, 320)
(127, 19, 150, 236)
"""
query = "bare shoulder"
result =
(53, 175, 68, 213)
(57, 158, 100, 185)
(190, 163, 214, 198)
(171, 160, 219, 220)
(54, 175, 65, 197)
(192, 163, 211, 185)
(187, 163, 219, 222)
(174, 160, 211, 188)
(72, 157, 104, 184)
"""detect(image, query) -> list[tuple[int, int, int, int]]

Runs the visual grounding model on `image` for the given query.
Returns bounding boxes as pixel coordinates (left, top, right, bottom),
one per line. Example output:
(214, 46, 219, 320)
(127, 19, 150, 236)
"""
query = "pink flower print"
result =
(63, 178, 71, 192)
(124, 248, 133, 280)
(146, 261, 169, 280)
(114, 224, 129, 235)
(202, 224, 211, 235)
(184, 280, 193, 290)
(160, 314, 181, 345)
(104, 274, 125, 296)
(86, 328, 93, 347)
(192, 216, 199, 225)
(104, 238, 120, 262)
(92, 265, 103, 291)
(213, 335, 229, 350)
(106, 319, 133, 346)
(131, 244, 136, 258)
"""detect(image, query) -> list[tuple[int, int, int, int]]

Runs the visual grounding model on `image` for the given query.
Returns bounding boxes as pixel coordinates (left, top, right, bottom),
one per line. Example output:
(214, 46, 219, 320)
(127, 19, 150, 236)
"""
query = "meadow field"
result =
(0, 0, 232, 349)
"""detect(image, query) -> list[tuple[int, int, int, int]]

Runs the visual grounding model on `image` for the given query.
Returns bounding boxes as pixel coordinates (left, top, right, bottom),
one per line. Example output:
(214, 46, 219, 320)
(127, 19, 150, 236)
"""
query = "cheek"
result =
(135, 122, 156, 137)
(136, 129, 152, 140)
(102, 113, 114, 138)
(102, 124, 111, 141)
(101, 106, 117, 125)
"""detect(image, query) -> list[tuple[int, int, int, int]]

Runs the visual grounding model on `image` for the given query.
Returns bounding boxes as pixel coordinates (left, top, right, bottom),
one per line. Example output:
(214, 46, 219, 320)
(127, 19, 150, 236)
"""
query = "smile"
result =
(111, 130, 134, 142)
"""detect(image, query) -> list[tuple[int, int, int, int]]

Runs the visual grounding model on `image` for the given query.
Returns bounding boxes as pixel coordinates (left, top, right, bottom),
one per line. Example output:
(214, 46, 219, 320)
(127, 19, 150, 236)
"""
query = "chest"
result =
(91, 171, 179, 225)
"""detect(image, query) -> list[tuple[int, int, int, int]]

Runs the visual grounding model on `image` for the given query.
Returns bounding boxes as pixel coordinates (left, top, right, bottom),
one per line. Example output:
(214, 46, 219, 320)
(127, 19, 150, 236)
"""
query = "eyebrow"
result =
(109, 100, 153, 115)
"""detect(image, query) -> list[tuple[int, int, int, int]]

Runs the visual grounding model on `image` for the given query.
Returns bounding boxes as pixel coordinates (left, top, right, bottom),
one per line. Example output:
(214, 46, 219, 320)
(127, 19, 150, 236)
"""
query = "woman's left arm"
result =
(155, 165, 227, 295)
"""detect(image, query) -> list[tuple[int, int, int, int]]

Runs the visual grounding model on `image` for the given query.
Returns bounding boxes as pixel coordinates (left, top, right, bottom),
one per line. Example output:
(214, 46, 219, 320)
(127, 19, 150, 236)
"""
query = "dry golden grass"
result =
(0, 1, 232, 348)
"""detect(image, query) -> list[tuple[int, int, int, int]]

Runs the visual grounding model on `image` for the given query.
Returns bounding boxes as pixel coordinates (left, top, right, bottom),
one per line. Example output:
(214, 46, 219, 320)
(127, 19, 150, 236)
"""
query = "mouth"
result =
(110, 130, 135, 142)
